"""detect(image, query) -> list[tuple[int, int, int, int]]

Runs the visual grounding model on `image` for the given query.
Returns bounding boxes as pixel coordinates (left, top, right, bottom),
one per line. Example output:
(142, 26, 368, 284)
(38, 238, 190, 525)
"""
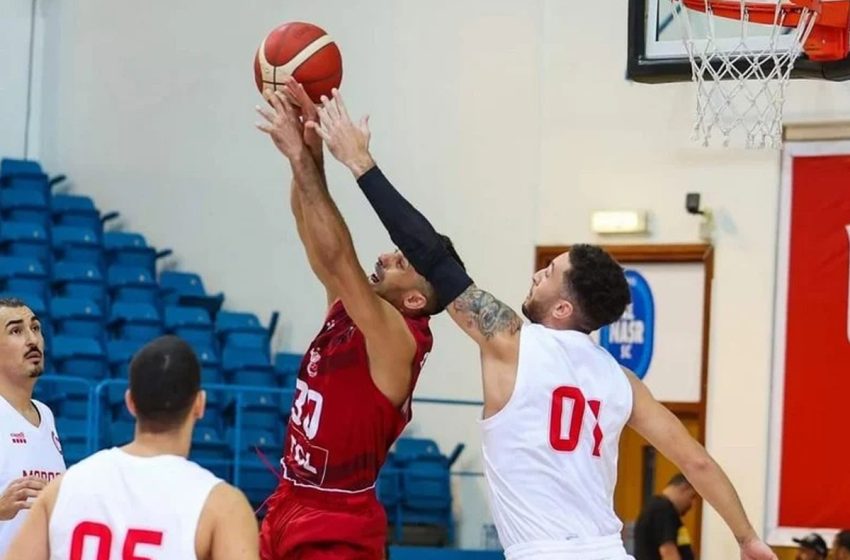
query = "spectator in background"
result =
(0, 298, 65, 556)
(831, 530, 850, 560)
(634, 474, 697, 560)
(792, 533, 828, 560)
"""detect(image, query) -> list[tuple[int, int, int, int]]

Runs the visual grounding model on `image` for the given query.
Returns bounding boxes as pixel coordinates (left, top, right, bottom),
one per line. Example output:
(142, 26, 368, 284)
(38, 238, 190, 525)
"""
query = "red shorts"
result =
(259, 480, 388, 560)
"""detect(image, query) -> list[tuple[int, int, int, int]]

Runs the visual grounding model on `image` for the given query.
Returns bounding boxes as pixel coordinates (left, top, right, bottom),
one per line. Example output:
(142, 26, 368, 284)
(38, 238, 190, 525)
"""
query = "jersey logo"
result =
(307, 347, 321, 378)
(10, 432, 26, 444)
(52, 430, 63, 455)
(599, 269, 655, 378)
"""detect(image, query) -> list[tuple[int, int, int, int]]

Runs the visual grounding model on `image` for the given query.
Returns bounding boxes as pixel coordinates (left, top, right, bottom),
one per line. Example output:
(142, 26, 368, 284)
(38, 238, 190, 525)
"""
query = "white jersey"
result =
(481, 324, 634, 558)
(0, 396, 66, 556)
(48, 448, 222, 560)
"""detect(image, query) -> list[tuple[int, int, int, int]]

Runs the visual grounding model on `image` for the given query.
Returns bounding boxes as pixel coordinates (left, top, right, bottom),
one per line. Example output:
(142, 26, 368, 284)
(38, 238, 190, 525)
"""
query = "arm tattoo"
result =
(452, 286, 522, 340)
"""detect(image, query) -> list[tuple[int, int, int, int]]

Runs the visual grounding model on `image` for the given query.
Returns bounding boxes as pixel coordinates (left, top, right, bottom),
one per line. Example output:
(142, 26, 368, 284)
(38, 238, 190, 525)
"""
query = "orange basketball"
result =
(253, 22, 343, 104)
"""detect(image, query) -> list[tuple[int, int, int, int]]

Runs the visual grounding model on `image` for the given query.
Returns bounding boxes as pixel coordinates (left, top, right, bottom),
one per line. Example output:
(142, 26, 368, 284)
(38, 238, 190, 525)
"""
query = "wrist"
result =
(736, 529, 759, 545)
(346, 152, 376, 179)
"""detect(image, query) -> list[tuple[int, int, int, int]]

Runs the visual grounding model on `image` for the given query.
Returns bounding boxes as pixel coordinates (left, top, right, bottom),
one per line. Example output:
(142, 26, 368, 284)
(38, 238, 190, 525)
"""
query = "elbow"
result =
(681, 453, 712, 479)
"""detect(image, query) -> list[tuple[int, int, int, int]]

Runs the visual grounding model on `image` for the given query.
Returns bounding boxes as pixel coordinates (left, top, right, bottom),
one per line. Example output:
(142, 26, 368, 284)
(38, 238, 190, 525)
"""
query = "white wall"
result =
(32, 0, 850, 555)
(539, 1, 850, 557)
(0, 0, 41, 159)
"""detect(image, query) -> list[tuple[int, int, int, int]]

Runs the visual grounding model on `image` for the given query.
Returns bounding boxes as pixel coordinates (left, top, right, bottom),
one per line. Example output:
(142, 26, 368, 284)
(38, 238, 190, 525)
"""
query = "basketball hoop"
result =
(671, 0, 850, 148)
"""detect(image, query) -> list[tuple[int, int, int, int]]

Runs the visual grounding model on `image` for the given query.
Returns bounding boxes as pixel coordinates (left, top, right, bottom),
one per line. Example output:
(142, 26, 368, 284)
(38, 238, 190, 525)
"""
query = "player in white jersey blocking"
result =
(3, 335, 259, 560)
(311, 92, 778, 560)
(0, 298, 64, 557)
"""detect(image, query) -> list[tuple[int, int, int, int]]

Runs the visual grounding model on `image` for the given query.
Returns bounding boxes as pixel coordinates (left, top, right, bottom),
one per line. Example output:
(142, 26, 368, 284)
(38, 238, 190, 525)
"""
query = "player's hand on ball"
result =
(0, 476, 46, 520)
(307, 89, 374, 177)
(739, 537, 777, 560)
(281, 77, 323, 163)
(255, 89, 306, 159)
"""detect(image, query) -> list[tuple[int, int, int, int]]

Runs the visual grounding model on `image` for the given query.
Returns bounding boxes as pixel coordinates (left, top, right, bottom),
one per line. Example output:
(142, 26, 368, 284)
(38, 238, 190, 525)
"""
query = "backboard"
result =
(628, 0, 850, 83)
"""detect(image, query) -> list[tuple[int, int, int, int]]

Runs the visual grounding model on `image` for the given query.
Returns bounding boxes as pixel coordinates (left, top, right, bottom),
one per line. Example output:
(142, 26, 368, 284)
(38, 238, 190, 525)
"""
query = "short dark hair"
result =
(563, 244, 630, 333)
(129, 335, 201, 433)
(667, 473, 691, 488)
(0, 297, 28, 310)
(836, 530, 850, 551)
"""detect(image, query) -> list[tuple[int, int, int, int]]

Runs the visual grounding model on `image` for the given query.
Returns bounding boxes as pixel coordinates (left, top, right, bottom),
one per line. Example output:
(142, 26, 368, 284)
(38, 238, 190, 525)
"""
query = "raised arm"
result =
(256, 89, 416, 401)
(626, 371, 777, 560)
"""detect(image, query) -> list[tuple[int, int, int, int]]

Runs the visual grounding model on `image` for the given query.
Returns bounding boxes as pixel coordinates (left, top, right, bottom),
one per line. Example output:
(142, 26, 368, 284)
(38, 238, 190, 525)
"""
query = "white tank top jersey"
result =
(48, 448, 222, 560)
(481, 324, 634, 559)
(0, 396, 66, 556)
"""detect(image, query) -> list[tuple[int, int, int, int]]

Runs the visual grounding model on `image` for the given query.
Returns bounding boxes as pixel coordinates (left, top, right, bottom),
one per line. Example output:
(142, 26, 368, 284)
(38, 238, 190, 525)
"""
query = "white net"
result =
(671, 0, 819, 148)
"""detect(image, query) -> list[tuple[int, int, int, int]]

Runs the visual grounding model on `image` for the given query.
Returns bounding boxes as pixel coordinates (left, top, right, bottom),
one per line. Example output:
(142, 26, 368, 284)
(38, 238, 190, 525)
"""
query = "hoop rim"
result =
(679, 0, 850, 61)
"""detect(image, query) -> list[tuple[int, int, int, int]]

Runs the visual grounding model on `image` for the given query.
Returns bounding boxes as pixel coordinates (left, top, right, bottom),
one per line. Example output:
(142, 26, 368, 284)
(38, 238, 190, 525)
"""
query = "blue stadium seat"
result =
(187, 339, 223, 385)
(0, 158, 42, 178)
(51, 194, 118, 233)
(0, 159, 61, 196)
(108, 302, 162, 341)
(55, 417, 88, 465)
(217, 311, 272, 354)
(197, 389, 226, 431)
(109, 421, 135, 447)
(235, 392, 282, 432)
(108, 265, 159, 304)
(107, 339, 145, 378)
(191, 426, 230, 460)
(159, 271, 224, 316)
(0, 189, 49, 227)
(104, 232, 171, 273)
(164, 305, 214, 346)
(52, 336, 108, 380)
(52, 261, 106, 307)
(274, 352, 302, 388)
(228, 428, 281, 510)
(0, 257, 48, 301)
(0, 221, 50, 264)
(50, 381, 90, 419)
(222, 346, 275, 386)
(378, 457, 403, 512)
(51, 297, 104, 339)
(52, 225, 103, 267)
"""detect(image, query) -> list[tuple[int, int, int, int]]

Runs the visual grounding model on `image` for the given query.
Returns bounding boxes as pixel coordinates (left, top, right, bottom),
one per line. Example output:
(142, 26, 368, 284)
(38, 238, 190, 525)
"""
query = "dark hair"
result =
(837, 530, 850, 551)
(419, 234, 465, 316)
(0, 297, 29, 310)
(129, 335, 201, 433)
(667, 473, 692, 488)
(562, 244, 630, 333)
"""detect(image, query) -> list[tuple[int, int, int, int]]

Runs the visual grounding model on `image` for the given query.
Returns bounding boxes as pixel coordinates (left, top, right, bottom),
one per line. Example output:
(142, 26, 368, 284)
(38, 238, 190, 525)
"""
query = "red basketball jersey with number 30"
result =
(281, 300, 432, 492)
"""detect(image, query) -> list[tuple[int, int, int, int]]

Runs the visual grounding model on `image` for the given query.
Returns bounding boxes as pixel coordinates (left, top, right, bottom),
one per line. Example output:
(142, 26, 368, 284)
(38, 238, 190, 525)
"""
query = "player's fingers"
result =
(15, 488, 39, 500)
(316, 104, 333, 128)
(19, 478, 46, 490)
(255, 122, 274, 134)
(12, 500, 32, 511)
(264, 89, 283, 113)
(255, 105, 275, 124)
(275, 91, 296, 118)
(321, 95, 339, 121)
(359, 115, 370, 135)
(332, 89, 350, 120)
(305, 121, 331, 142)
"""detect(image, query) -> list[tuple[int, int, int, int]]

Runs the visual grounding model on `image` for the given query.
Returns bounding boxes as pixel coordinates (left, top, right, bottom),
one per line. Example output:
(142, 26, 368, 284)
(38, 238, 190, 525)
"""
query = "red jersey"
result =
(281, 299, 432, 493)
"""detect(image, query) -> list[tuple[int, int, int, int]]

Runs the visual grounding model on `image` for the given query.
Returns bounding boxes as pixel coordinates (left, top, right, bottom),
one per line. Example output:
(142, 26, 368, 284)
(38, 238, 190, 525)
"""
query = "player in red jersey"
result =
(255, 80, 461, 559)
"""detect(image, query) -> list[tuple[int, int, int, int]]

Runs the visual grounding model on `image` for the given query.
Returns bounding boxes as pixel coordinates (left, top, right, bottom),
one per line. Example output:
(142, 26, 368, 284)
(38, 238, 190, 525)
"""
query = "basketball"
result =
(254, 22, 343, 104)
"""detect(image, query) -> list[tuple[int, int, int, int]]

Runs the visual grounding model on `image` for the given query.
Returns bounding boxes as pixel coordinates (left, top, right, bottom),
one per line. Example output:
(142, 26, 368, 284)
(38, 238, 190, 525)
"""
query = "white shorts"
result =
(505, 534, 633, 560)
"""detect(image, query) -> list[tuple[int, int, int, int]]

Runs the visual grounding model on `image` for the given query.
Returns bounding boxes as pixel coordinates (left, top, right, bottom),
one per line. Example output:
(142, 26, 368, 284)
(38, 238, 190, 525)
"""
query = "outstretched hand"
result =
(255, 88, 306, 160)
(308, 89, 375, 177)
(279, 78, 323, 163)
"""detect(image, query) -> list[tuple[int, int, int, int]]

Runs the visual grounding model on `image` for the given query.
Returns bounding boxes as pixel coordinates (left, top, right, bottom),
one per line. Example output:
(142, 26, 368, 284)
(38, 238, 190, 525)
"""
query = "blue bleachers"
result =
(3, 157, 466, 549)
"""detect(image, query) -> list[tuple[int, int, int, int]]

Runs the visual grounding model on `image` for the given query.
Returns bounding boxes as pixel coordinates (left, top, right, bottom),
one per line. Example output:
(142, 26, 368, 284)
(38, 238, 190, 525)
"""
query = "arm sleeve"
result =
(357, 165, 473, 310)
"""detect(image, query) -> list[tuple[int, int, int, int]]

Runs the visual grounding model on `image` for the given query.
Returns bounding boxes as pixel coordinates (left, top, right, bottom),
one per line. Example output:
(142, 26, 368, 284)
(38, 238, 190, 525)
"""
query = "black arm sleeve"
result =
(357, 165, 473, 310)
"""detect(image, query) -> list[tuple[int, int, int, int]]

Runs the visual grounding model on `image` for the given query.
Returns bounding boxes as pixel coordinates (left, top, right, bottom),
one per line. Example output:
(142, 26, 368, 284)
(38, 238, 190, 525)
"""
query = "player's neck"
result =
(0, 377, 34, 418)
(124, 427, 192, 458)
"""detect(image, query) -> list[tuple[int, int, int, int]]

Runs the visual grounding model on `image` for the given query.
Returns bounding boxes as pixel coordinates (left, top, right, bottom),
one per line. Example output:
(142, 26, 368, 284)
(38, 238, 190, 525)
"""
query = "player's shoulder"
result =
(200, 481, 252, 520)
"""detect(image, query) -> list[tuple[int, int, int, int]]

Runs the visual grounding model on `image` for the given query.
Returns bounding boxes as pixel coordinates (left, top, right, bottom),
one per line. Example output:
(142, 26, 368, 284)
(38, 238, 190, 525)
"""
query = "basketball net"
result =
(671, 0, 819, 148)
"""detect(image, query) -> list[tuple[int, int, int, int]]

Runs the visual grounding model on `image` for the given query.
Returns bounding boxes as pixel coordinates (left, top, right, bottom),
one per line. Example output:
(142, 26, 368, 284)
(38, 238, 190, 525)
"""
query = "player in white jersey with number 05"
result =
(311, 91, 778, 560)
(3, 335, 259, 560)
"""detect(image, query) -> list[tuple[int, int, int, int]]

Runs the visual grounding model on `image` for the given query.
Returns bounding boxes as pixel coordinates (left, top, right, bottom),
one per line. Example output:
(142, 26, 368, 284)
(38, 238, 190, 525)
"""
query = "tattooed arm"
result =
(447, 285, 523, 414)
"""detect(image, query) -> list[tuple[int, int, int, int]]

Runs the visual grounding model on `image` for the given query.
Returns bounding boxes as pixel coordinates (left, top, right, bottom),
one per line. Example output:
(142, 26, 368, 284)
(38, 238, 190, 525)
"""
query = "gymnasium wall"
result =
(25, 0, 850, 556)
(539, 2, 850, 558)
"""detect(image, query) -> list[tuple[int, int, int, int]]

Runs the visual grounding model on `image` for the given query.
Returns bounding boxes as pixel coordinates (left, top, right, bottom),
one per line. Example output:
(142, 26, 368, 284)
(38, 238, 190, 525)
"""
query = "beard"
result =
(521, 298, 544, 324)
(28, 364, 45, 378)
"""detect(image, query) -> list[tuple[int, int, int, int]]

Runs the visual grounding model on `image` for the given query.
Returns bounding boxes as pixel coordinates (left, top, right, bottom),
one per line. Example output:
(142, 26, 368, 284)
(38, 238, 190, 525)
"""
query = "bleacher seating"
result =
(1, 157, 464, 547)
